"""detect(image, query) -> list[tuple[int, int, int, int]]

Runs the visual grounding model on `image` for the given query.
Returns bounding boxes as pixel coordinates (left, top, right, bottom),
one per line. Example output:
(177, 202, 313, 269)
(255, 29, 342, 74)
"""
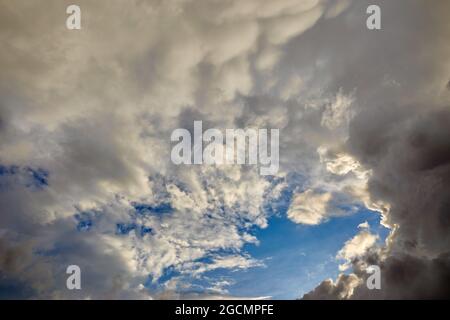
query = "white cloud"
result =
(357, 221, 370, 229)
(287, 189, 332, 225)
(337, 230, 378, 271)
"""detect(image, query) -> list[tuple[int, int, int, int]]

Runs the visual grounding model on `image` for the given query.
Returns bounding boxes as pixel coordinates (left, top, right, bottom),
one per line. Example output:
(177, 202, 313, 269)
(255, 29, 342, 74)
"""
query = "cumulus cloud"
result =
(336, 227, 378, 271)
(302, 273, 362, 300)
(301, 0, 450, 299)
(287, 189, 332, 225)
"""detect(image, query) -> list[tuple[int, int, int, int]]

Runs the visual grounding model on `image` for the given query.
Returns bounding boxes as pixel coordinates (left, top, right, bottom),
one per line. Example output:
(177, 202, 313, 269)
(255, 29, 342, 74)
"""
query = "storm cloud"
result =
(301, 0, 450, 299)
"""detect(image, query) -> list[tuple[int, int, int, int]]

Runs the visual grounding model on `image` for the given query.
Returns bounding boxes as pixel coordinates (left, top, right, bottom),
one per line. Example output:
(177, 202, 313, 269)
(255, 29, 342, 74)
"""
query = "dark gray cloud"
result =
(302, 0, 450, 299)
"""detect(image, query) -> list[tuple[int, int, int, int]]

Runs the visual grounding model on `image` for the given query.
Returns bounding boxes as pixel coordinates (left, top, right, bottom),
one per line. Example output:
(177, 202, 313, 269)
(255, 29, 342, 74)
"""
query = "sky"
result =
(0, 0, 449, 299)
(205, 210, 389, 299)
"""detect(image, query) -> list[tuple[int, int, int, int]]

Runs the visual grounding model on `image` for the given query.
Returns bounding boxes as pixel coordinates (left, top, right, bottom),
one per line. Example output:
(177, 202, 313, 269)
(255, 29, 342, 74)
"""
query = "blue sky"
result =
(63, 171, 390, 299)
(138, 180, 390, 300)
(192, 209, 389, 299)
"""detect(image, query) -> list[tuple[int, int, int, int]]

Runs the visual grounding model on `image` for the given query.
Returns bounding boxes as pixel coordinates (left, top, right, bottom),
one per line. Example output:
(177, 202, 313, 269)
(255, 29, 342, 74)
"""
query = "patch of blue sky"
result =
(0, 164, 49, 189)
(74, 206, 155, 236)
(263, 172, 306, 218)
(26, 167, 49, 188)
(194, 209, 389, 299)
(74, 212, 95, 232)
(0, 164, 20, 175)
(144, 266, 182, 293)
(76, 219, 92, 232)
(116, 222, 153, 236)
(132, 202, 173, 215)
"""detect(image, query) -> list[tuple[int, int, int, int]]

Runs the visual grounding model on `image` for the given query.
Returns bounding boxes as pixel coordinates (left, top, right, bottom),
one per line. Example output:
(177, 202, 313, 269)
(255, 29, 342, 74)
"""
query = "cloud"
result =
(1, 0, 449, 300)
(302, 0, 450, 299)
(357, 221, 369, 229)
(320, 89, 355, 130)
(287, 189, 332, 225)
(302, 273, 362, 300)
(0, 0, 341, 298)
(336, 229, 378, 271)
